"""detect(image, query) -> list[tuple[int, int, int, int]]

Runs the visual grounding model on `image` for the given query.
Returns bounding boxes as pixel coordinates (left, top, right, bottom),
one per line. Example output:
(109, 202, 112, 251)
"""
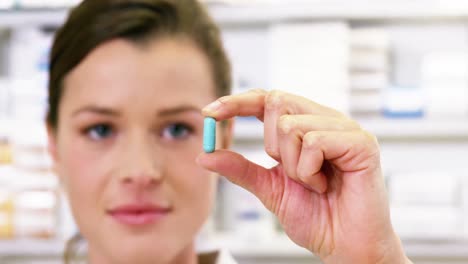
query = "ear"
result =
(47, 124, 66, 188)
(221, 118, 234, 149)
(46, 124, 59, 164)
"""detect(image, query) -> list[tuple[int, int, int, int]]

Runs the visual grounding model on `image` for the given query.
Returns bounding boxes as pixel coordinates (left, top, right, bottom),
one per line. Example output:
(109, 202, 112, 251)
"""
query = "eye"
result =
(86, 124, 114, 141)
(162, 123, 193, 140)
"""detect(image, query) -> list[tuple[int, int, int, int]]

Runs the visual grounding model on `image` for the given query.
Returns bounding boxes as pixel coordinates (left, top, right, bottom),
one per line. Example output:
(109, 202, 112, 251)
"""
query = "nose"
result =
(118, 133, 164, 188)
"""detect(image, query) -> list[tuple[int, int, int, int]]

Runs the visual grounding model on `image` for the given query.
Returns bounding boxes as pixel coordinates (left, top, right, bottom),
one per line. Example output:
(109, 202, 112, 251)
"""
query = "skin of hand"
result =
(196, 89, 413, 264)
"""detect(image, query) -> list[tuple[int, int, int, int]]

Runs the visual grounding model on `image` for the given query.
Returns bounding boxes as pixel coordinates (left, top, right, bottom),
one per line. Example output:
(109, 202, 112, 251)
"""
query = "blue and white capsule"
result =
(203, 117, 216, 153)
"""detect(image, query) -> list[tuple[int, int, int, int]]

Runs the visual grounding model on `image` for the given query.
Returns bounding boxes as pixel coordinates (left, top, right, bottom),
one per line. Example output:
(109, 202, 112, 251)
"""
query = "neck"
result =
(88, 242, 198, 264)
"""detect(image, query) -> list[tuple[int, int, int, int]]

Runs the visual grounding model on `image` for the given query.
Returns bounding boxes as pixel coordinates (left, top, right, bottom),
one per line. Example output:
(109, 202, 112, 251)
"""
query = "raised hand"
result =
(197, 89, 411, 264)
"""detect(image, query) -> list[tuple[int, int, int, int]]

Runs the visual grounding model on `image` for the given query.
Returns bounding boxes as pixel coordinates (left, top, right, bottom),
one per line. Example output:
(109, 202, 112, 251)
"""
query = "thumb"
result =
(196, 150, 274, 203)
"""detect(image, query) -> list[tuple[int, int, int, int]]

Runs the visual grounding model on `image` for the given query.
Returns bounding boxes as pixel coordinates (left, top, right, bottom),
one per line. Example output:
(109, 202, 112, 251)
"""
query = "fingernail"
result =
(203, 100, 222, 113)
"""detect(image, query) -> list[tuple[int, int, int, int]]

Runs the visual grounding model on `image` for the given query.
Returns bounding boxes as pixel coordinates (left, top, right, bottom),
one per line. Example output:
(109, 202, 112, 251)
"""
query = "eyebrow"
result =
(72, 106, 120, 117)
(158, 105, 201, 116)
(71, 105, 201, 117)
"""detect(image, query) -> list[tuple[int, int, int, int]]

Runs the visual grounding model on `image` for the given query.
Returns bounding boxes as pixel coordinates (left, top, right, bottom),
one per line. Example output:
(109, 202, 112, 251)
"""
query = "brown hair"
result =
(47, 0, 231, 129)
(47, 0, 231, 263)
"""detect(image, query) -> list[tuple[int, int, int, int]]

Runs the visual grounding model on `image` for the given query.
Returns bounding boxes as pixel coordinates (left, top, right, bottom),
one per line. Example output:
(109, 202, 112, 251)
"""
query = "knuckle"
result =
(363, 130, 379, 146)
(249, 88, 267, 95)
(303, 132, 323, 150)
(360, 130, 381, 158)
(345, 119, 361, 130)
(352, 121, 362, 130)
(264, 145, 280, 159)
(334, 111, 353, 122)
(265, 90, 286, 110)
(278, 115, 295, 135)
(217, 96, 230, 105)
(296, 167, 308, 181)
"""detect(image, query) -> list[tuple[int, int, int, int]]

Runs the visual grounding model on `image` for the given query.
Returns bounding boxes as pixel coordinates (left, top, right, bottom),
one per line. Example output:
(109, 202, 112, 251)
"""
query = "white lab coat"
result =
(215, 249, 237, 264)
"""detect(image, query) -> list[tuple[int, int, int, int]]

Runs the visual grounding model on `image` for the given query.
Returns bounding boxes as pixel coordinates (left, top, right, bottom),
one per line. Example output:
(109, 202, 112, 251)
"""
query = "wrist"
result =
(322, 232, 411, 264)
(375, 232, 411, 264)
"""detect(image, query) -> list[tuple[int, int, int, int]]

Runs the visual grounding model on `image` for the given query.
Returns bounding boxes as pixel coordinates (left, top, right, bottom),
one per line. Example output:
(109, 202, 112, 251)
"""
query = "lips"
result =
(108, 203, 172, 226)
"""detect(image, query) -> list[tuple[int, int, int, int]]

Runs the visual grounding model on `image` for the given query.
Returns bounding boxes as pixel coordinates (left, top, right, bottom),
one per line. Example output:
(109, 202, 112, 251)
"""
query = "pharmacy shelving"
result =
(0, 239, 64, 259)
(4, 115, 468, 141)
(3, 117, 468, 142)
(220, 234, 468, 262)
(0, 9, 69, 28)
(3, 1, 468, 29)
(1, 236, 468, 263)
(233, 117, 468, 142)
(1, 3, 468, 264)
(357, 118, 468, 140)
(209, 1, 468, 25)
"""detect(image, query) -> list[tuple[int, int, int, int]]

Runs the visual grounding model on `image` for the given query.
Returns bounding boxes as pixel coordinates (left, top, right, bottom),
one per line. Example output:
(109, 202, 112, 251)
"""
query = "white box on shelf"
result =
(425, 85, 468, 118)
(268, 22, 350, 114)
(349, 91, 382, 113)
(8, 27, 52, 78)
(350, 72, 388, 91)
(382, 86, 424, 118)
(421, 52, 468, 118)
(350, 50, 388, 71)
(222, 29, 269, 95)
(391, 205, 463, 240)
(388, 171, 461, 206)
(9, 119, 50, 171)
(350, 28, 390, 51)
(10, 78, 48, 121)
(0, 0, 14, 10)
(388, 23, 468, 88)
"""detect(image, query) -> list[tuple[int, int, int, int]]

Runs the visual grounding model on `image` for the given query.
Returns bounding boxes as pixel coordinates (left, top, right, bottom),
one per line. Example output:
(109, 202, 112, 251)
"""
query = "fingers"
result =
(201, 89, 376, 196)
(203, 89, 348, 161)
(196, 150, 273, 203)
(262, 91, 346, 161)
(202, 89, 268, 121)
(296, 131, 380, 194)
(202, 89, 345, 121)
(277, 115, 361, 183)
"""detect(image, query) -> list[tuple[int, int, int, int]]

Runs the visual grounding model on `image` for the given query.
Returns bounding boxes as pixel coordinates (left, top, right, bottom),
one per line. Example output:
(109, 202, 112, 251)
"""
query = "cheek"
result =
(166, 148, 217, 212)
(60, 142, 97, 186)
(57, 137, 107, 215)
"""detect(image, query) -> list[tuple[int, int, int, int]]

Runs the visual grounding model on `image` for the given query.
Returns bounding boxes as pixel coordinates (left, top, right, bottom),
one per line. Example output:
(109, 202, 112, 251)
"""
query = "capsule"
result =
(203, 117, 216, 153)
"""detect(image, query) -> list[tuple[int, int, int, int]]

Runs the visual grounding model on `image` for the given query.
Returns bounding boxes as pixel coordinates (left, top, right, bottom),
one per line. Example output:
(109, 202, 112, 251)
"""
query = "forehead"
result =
(62, 37, 216, 111)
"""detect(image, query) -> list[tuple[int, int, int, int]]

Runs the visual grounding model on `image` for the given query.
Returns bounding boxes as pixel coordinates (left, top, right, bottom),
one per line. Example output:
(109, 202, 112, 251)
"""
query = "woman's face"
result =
(48, 37, 227, 263)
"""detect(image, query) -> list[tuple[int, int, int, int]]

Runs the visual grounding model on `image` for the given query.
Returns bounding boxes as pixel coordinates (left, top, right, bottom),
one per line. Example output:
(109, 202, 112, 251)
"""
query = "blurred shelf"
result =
(210, 1, 468, 25)
(3, 116, 468, 143)
(402, 239, 468, 260)
(0, 239, 65, 258)
(221, 234, 468, 260)
(358, 118, 468, 140)
(1, 236, 468, 261)
(0, 119, 49, 147)
(213, 233, 313, 258)
(0, 9, 69, 28)
(233, 118, 468, 142)
(3, 1, 468, 28)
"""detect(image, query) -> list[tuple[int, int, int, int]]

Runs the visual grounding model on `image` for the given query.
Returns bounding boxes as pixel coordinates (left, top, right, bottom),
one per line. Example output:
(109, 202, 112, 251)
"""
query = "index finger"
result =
(202, 89, 344, 121)
(202, 89, 267, 121)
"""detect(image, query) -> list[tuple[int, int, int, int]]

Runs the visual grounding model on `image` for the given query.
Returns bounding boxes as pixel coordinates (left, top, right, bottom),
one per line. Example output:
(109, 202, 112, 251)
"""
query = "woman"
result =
(46, 0, 413, 263)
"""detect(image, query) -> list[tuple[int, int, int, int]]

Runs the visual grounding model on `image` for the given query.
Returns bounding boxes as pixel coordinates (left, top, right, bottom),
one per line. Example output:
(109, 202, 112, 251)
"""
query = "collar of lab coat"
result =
(198, 248, 237, 264)
(215, 249, 237, 264)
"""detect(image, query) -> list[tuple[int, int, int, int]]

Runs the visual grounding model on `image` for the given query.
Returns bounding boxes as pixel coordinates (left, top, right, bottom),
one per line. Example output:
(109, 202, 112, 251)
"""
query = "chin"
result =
(98, 232, 192, 264)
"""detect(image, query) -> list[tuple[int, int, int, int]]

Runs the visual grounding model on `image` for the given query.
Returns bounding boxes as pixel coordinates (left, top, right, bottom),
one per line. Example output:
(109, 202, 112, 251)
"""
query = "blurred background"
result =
(1, 0, 468, 263)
